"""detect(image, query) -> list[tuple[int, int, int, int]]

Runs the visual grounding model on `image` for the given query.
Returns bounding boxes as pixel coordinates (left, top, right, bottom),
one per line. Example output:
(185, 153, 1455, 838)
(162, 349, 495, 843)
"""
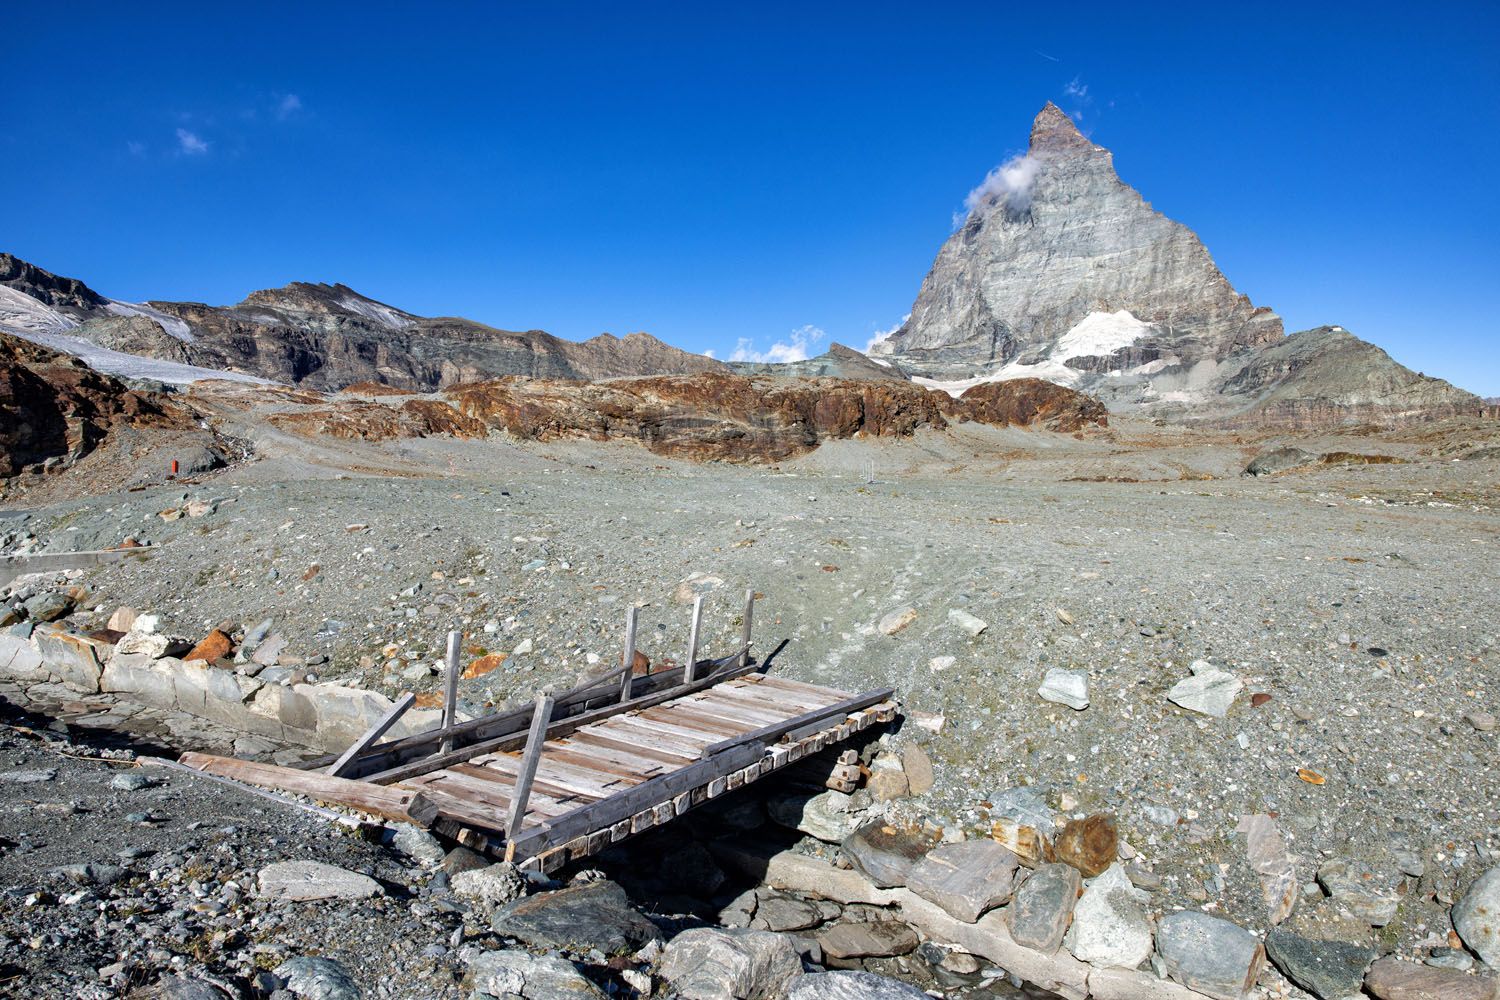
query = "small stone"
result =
(1053, 813, 1117, 878)
(818, 919, 919, 959)
(390, 823, 445, 866)
(1168, 664, 1243, 717)
(749, 891, 823, 932)
(1154, 911, 1266, 1000)
(990, 817, 1050, 866)
(905, 840, 1019, 922)
(1008, 862, 1081, 952)
(185, 629, 234, 663)
(928, 655, 956, 673)
(866, 752, 910, 801)
(257, 861, 381, 902)
(273, 956, 361, 1000)
(948, 609, 988, 636)
(0, 768, 58, 784)
(878, 607, 918, 635)
(1364, 957, 1498, 1000)
(674, 572, 725, 603)
(900, 743, 934, 796)
(1038, 668, 1089, 710)
(452, 863, 526, 906)
(1264, 927, 1378, 1000)
(1425, 947, 1473, 971)
(1465, 712, 1497, 732)
(464, 948, 606, 998)
(110, 772, 154, 792)
(658, 927, 802, 1000)
(1236, 813, 1297, 924)
(1063, 863, 1153, 969)
(1317, 858, 1401, 926)
(1452, 864, 1500, 967)
(106, 606, 138, 631)
(988, 786, 1056, 837)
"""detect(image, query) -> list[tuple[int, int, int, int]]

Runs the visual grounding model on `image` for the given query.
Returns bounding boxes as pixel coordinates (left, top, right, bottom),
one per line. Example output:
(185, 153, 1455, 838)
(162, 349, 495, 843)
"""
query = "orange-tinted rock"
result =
(946, 378, 1109, 432)
(463, 653, 507, 679)
(185, 629, 234, 663)
(630, 650, 651, 675)
(1054, 813, 1118, 877)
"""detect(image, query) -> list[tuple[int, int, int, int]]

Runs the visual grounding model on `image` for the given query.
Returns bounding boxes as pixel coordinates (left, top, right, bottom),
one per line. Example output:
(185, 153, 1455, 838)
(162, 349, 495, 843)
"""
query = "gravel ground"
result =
(4, 417, 1499, 974)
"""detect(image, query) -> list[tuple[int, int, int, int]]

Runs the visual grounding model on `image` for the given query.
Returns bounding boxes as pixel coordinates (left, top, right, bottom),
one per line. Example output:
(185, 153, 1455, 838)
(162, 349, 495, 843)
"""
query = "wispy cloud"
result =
(703, 348, 716, 359)
(1062, 75, 1096, 124)
(729, 325, 826, 364)
(955, 153, 1042, 227)
(863, 315, 908, 354)
(275, 93, 303, 120)
(176, 128, 209, 155)
(1064, 77, 1089, 100)
(126, 140, 146, 157)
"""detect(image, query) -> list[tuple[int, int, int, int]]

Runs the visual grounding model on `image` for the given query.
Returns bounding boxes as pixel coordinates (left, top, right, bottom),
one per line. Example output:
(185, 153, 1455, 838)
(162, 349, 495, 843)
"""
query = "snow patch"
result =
(106, 299, 196, 342)
(339, 296, 413, 330)
(0, 285, 79, 335)
(6, 327, 274, 386)
(1051, 310, 1151, 361)
(914, 358, 1083, 398)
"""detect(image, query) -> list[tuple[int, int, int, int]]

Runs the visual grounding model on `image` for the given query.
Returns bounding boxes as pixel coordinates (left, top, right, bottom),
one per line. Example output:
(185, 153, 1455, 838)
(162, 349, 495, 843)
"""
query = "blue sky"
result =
(5, 3, 1498, 393)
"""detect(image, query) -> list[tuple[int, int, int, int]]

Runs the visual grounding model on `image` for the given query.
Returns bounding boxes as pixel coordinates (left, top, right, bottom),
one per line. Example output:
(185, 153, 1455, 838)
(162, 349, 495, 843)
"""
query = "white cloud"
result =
(176, 128, 209, 155)
(1064, 77, 1088, 99)
(863, 315, 909, 354)
(126, 140, 145, 157)
(276, 93, 303, 120)
(957, 153, 1041, 225)
(729, 324, 826, 364)
(703, 348, 716, 359)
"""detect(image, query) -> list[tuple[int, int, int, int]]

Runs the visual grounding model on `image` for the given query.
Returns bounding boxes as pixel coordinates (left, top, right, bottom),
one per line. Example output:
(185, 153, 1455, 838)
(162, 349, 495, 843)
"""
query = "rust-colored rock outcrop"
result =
(946, 378, 1109, 432)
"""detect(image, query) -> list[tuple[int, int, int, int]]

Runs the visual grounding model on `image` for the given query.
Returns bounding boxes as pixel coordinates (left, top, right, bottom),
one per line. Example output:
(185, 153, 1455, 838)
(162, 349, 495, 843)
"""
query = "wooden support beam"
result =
(698, 688, 896, 759)
(618, 605, 638, 703)
(682, 594, 704, 684)
(176, 752, 437, 826)
(441, 631, 461, 754)
(739, 589, 754, 668)
(504, 694, 554, 850)
(326, 692, 416, 778)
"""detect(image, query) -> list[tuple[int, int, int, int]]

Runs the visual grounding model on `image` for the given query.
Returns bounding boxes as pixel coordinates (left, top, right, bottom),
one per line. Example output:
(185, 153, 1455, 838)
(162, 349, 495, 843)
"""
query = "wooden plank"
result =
(746, 674, 853, 701)
(618, 605, 638, 702)
(567, 730, 698, 766)
(602, 714, 719, 750)
(679, 692, 795, 725)
(738, 589, 754, 668)
(365, 661, 758, 784)
(587, 716, 712, 754)
(436, 766, 580, 816)
(479, 752, 634, 800)
(708, 680, 830, 714)
(506, 695, 555, 844)
(639, 705, 757, 738)
(177, 752, 437, 827)
(550, 740, 670, 778)
(326, 692, 416, 778)
(540, 745, 662, 782)
(698, 688, 895, 759)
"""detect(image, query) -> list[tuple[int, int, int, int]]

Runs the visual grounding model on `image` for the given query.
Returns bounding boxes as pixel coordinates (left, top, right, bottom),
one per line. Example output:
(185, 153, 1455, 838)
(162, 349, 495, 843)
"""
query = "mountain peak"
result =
(1029, 101, 1094, 156)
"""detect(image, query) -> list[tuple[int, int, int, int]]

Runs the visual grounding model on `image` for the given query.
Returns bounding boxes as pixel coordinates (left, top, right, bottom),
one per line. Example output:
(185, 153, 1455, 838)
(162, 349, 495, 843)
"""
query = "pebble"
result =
(1037, 668, 1089, 710)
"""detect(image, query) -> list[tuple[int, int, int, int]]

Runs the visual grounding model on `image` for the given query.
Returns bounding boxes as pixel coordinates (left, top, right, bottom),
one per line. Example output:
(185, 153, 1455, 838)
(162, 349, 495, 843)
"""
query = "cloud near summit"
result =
(728, 325, 826, 364)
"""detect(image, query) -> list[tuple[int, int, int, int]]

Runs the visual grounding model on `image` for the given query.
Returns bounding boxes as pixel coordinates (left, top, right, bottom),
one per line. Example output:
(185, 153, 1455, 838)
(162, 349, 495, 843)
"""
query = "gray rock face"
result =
(464, 949, 606, 999)
(1452, 864, 1500, 967)
(1264, 927, 1377, 1000)
(904, 840, 1019, 922)
(1363, 957, 1499, 1000)
(257, 861, 381, 902)
(1245, 447, 1318, 477)
(840, 821, 938, 888)
(786, 970, 931, 999)
(489, 879, 662, 955)
(1008, 863, 1082, 952)
(658, 927, 803, 1000)
(1154, 911, 1265, 1000)
(273, 956, 361, 1000)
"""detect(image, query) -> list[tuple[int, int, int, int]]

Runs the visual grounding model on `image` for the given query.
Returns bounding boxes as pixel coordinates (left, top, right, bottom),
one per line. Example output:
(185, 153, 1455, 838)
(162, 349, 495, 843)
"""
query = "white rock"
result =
(1452, 864, 1500, 966)
(1064, 863, 1153, 969)
(947, 609, 988, 637)
(928, 655, 957, 673)
(878, 607, 918, 635)
(257, 861, 381, 902)
(1038, 668, 1089, 710)
(1167, 665, 1242, 717)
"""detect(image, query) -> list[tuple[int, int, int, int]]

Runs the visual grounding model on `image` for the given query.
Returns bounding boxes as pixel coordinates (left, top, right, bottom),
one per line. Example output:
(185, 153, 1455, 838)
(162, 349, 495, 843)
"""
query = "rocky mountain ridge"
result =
(871, 104, 1484, 426)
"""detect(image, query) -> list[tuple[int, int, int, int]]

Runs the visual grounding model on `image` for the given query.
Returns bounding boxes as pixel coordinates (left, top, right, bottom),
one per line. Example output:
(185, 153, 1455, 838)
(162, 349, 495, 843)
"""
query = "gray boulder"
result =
(1063, 864, 1152, 969)
(273, 956, 361, 1000)
(1154, 911, 1265, 1000)
(1008, 862, 1082, 952)
(1245, 447, 1318, 477)
(390, 822, 445, 866)
(23, 591, 73, 623)
(257, 861, 381, 902)
(817, 920, 919, 960)
(840, 820, 937, 888)
(786, 970, 930, 999)
(453, 862, 527, 907)
(904, 840, 1019, 922)
(1453, 865, 1500, 967)
(139, 976, 232, 999)
(658, 927, 803, 1000)
(1264, 927, 1377, 1000)
(464, 949, 605, 999)
(1364, 957, 1499, 1000)
(767, 789, 863, 842)
(490, 879, 661, 954)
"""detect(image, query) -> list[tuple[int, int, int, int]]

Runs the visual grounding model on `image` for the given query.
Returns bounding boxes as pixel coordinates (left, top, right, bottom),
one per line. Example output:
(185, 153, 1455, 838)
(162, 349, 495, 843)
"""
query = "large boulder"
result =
(1063, 864, 1152, 969)
(257, 861, 381, 902)
(490, 879, 662, 955)
(657, 927, 803, 1000)
(272, 956, 361, 1000)
(1453, 865, 1500, 967)
(840, 821, 938, 888)
(767, 789, 864, 843)
(464, 949, 605, 999)
(785, 970, 930, 999)
(1154, 911, 1265, 1000)
(904, 840, 1019, 922)
(1007, 863, 1082, 952)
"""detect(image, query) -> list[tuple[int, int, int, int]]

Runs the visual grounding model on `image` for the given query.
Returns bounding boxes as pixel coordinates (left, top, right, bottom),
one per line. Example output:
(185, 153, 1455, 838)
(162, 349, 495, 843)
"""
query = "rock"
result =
(1053, 814, 1117, 878)
(442, 845, 492, 876)
(110, 772, 154, 791)
(675, 572, 725, 604)
(1008, 862, 1081, 952)
(185, 629, 233, 663)
(1453, 865, 1500, 967)
(1154, 911, 1266, 1000)
(23, 591, 73, 622)
(0, 767, 57, 783)
(988, 786, 1056, 837)
(453, 862, 528, 906)
(490, 879, 662, 954)
(928, 655, 956, 673)
(990, 816, 1052, 866)
(273, 956, 362, 1000)
(948, 609, 988, 636)
(1245, 447, 1318, 476)
(866, 752, 909, 801)
(817, 919, 919, 959)
(1364, 957, 1498, 1000)
(1168, 662, 1243, 717)
(1038, 668, 1089, 710)
(767, 789, 863, 843)
(785, 970, 930, 999)
(899, 744, 934, 796)
(140, 975, 233, 999)
(1063, 863, 1153, 969)
(841, 820, 938, 888)
(106, 606, 138, 631)
(1264, 927, 1377, 1000)
(252, 633, 289, 666)
(1466, 712, 1497, 733)
(658, 927, 803, 1000)
(464, 949, 606, 999)
(905, 840, 1019, 922)
(1236, 813, 1297, 924)
(56, 862, 124, 886)
(878, 607, 917, 635)
(390, 823, 445, 866)
(257, 861, 382, 902)
(1317, 858, 1401, 926)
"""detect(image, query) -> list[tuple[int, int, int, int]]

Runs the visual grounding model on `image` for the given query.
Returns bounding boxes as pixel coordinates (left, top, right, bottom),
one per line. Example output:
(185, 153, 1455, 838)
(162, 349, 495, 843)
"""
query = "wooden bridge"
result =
(179, 593, 897, 873)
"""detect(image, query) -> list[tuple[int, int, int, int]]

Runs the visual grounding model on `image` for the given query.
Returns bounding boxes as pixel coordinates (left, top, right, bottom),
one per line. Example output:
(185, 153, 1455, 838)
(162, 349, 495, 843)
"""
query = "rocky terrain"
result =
(870, 106, 1484, 425)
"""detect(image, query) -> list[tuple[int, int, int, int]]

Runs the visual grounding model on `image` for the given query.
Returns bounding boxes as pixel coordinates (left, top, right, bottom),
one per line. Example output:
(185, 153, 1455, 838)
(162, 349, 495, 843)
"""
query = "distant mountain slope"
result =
(0, 259, 727, 390)
(727, 343, 909, 381)
(872, 104, 1482, 425)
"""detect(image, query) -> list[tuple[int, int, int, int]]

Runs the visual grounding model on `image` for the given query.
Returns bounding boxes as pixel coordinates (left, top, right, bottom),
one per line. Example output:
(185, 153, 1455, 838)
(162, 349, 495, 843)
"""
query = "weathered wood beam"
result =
(618, 605, 638, 703)
(682, 594, 704, 684)
(176, 752, 437, 826)
(441, 631, 461, 754)
(504, 695, 554, 855)
(739, 589, 754, 668)
(698, 688, 896, 759)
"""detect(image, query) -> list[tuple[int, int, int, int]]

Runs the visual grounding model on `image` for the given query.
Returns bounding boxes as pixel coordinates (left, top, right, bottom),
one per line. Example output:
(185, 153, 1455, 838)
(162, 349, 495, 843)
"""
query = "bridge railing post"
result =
(739, 589, 754, 668)
(682, 594, 704, 684)
(441, 631, 461, 754)
(504, 693, 555, 857)
(618, 606, 639, 703)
